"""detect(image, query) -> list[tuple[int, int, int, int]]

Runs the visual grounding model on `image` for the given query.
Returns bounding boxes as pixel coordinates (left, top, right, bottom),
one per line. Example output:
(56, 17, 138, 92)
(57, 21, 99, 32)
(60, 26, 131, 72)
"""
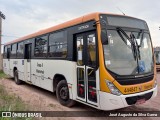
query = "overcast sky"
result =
(0, 0, 160, 47)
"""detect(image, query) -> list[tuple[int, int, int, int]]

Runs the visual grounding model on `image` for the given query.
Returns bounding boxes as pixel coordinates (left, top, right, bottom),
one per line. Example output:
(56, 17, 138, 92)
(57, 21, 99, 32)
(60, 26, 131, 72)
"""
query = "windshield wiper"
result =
(116, 27, 137, 60)
(131, 34, 141, 60)
(116, 27, 130, 40)
(137, 30, 144, 48)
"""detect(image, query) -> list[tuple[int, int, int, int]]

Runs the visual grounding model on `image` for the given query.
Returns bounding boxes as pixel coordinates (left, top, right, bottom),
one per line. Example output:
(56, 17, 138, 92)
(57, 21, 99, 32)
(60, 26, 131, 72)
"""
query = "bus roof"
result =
(4, 12, 135, 45)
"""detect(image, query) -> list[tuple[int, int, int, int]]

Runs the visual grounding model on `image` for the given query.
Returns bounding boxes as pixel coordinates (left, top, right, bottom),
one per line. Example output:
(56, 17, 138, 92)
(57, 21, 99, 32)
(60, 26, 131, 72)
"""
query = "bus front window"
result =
(103, 30, 153, 76)
(136, 33, 153, 73)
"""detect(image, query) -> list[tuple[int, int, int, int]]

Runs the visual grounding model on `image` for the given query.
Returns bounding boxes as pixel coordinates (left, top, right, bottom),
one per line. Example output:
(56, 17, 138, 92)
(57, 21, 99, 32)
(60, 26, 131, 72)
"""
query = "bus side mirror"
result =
(101, 29, 108, 44)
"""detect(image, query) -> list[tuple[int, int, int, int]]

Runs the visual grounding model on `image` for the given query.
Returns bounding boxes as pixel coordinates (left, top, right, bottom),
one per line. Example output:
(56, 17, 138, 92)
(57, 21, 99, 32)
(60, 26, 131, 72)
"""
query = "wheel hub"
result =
(59, 86, 68, 100)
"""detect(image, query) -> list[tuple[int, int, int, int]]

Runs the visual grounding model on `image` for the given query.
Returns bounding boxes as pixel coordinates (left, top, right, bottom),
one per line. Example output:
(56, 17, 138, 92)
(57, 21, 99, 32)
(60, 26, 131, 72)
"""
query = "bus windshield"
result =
(103, 29, 153, 76)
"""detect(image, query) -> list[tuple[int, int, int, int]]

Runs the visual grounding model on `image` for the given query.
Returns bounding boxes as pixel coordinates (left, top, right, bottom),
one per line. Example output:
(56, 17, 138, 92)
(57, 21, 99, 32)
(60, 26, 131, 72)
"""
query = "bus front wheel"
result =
(56, 80, 75, 107)
(14, 70, 22, 85)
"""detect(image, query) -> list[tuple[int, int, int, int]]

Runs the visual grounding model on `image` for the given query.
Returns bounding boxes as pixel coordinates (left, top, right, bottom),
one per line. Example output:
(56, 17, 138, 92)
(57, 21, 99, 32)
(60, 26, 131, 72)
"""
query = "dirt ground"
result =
(0, 73, 160, 120)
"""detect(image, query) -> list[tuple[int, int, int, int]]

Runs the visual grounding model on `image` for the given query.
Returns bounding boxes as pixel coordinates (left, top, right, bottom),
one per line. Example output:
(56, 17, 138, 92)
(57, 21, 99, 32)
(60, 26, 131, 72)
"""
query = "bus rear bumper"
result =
(99, 85, 158, 111)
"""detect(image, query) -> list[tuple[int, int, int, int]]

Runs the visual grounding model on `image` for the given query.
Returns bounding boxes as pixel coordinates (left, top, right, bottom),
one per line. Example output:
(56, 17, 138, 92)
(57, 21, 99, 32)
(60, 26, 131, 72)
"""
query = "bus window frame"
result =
(48, 29, 68, 59)
(10, 43, 17, 59)
(101, 26, 154, 78)
(4, 20, 96, 61)
(34, 34, 49, 58)
(17, 41, 24, 59)
(7, 45, 11, 59)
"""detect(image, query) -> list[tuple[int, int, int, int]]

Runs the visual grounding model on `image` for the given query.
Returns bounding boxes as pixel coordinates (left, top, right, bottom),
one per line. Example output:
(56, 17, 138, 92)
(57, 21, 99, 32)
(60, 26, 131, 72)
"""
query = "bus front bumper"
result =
(99, 85, 158, 110)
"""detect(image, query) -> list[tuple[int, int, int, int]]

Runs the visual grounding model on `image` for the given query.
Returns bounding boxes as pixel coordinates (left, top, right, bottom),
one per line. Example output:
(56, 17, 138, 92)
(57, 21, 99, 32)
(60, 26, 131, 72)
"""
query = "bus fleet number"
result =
(124, 87, 137, 93)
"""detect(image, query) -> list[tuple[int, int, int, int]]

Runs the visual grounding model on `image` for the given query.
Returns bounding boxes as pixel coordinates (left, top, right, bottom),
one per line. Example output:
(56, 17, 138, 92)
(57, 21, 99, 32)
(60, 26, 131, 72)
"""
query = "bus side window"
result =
(77, 36, 83, 66)
(11, 43, 17, 58)
(48, 30, 67, 58)
(17, 42, 24, 58)
(87, 34, 96, 67)
(3, 46, 7, 59)
(34, 35, 48, 57)
(7, 48, 11, 59)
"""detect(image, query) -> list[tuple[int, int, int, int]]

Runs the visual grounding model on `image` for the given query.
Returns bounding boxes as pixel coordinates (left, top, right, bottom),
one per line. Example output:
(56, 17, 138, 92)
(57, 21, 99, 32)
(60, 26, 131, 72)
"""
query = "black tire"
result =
(56, 80, 75, 107)
(14, 70, 22, 85)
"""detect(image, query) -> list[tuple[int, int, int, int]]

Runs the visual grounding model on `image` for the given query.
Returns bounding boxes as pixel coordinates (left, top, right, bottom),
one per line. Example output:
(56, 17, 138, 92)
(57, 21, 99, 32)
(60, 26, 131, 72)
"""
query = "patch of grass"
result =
(0, 71, 8, 79)
(0, 85, 34, 120)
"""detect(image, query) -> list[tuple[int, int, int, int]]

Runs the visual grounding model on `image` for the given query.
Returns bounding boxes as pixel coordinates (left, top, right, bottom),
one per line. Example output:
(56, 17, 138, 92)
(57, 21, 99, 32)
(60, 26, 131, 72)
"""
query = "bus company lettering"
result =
(144, 84, 153, 90)
(37, 62, 43, 67)
(36, 69, 44, 74)
(36, 62, 44, 74)
(78, 24, 89, 30)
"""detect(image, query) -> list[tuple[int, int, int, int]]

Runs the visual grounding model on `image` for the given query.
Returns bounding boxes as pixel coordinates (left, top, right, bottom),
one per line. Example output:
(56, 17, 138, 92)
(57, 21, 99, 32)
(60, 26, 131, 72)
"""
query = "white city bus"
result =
(3, 13, 157, 110)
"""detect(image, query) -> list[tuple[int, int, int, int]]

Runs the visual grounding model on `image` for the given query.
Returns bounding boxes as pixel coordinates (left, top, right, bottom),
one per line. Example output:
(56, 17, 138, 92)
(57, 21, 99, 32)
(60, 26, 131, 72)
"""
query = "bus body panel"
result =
(96, 17, 114, 93)
(3, 58, 76, 100)
(3, 59, 10, 75)
(99, 86, 157, 110)
(30, 59, 77, 93)
(113, 79, 155, 95)
(3, 59, 25, 80)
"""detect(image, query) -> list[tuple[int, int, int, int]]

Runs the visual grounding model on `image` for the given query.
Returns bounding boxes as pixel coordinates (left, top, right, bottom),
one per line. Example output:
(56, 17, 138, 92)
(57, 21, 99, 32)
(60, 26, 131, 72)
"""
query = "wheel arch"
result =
(53, 74, 67, 92)
(13, 67, 17, 77)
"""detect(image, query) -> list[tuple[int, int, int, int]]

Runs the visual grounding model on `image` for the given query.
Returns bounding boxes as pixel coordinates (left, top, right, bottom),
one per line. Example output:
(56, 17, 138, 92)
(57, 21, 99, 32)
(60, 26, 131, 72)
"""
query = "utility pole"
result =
(0, 11, 5, 71)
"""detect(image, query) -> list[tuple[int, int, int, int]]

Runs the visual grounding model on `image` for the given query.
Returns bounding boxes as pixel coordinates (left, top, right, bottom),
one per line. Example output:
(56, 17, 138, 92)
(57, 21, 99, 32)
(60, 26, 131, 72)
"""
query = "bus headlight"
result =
(154, 80, 157, 88)
(106, 80, 122, 96)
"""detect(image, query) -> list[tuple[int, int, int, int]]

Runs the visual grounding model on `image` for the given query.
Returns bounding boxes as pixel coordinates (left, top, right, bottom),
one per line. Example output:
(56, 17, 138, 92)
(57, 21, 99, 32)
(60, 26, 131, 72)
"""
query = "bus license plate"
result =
(136, 99, 146, 105)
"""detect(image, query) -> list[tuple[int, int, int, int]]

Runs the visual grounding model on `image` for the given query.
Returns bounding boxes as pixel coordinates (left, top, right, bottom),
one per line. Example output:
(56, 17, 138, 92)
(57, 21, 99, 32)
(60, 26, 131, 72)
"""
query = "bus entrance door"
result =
(76, 32, 98, 106)
(24, 44, 32, 82)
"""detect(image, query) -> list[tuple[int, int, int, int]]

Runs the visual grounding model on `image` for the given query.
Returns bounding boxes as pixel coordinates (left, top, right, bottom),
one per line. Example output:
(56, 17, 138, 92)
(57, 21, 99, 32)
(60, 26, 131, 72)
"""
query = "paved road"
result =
(0, 73, 159, 120)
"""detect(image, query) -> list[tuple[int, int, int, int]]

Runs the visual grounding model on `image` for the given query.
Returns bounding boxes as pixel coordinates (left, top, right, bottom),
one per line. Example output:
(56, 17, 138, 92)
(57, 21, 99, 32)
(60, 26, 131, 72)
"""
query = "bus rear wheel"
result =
(56, 80, 75, 107)
(14, 70, 22, 85)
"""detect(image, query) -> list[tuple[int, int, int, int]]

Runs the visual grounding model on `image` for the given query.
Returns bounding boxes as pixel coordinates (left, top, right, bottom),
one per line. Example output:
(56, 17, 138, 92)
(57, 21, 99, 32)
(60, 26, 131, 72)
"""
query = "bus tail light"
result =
(106, 80, 122, 96)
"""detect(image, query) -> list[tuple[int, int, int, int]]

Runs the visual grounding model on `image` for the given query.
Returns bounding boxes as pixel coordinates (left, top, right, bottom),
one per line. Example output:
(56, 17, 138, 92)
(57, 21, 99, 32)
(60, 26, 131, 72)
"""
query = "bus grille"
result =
(125, 91, 153, 105)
